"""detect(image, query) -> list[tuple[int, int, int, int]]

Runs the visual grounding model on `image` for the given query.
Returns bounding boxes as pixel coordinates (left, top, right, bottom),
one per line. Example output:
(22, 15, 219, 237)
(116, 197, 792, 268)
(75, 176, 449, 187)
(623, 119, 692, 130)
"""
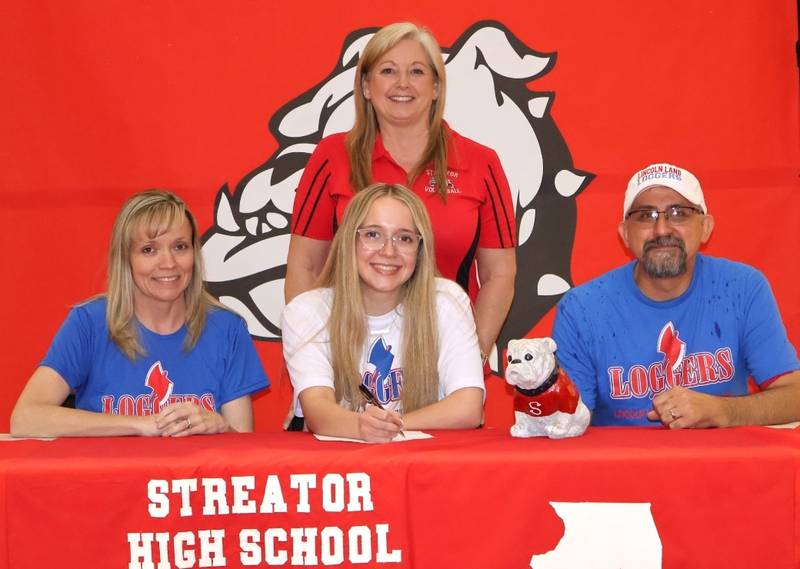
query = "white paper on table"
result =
(765, 421, 800, 429)
(0, 433, 56, 441)
(313, 430, 433, 443)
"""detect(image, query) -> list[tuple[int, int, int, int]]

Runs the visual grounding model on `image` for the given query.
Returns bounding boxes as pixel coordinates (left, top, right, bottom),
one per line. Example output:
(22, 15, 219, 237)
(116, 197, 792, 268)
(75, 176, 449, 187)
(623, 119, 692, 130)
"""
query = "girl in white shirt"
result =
(282, 183, 484, 442)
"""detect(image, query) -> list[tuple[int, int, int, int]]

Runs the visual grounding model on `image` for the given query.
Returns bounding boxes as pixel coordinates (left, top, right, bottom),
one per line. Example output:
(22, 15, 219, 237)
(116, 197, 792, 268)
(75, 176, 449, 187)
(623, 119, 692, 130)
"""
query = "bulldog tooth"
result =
(528, 96, 551, 119)
(215, 190, 240, 232)
(277, 143, 316, 159)
(537, 274, 570, 296)
(519, 209, 536, 246)
(266, 212, 288, 230)
(554, 169, 586, 197)
(240, 169, 275, 213)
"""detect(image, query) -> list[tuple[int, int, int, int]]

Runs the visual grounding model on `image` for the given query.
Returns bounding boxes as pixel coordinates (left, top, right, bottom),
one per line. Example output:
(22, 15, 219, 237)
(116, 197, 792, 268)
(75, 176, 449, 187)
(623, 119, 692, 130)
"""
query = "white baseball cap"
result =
(623, 163, 706, 218)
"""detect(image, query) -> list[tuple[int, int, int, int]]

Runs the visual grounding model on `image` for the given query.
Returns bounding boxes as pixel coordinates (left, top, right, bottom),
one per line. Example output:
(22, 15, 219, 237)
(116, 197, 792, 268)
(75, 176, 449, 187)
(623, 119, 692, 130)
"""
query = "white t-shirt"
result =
(281, 278, 484, 416)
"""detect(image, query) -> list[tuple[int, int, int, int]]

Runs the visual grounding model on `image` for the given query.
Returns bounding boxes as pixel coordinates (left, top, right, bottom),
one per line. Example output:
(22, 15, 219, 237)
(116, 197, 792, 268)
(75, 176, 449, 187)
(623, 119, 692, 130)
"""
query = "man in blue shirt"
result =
(552, 163, 800, 427)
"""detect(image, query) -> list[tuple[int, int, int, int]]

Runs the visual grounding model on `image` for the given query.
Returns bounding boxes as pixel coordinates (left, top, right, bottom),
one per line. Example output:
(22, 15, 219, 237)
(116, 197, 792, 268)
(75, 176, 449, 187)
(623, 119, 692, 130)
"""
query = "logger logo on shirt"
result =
(607, 322, 736, 400)
(362, 338, 402, 405)
(100, 361, 216, 416)
(145, 361, 174, 410)
(201, 21, 593, 369)
(657, 321, 686, 375)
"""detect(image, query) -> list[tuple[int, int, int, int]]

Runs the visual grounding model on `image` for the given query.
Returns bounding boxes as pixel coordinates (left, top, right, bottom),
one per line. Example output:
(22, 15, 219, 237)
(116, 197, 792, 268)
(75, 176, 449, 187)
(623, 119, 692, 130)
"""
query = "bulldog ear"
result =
(446, 22, 553, 80)
(545, 337, 557, 352)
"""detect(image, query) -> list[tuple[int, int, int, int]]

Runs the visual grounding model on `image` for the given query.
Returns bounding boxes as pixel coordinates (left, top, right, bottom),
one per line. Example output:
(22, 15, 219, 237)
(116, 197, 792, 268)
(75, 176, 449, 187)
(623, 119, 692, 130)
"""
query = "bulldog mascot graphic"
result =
(505, 338, 590, 439)
(201, 21, 593, 368)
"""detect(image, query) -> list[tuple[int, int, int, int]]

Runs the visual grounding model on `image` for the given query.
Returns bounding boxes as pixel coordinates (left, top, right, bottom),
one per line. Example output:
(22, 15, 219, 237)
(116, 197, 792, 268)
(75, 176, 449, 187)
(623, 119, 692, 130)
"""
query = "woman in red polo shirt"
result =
(286, 22, 517, 366)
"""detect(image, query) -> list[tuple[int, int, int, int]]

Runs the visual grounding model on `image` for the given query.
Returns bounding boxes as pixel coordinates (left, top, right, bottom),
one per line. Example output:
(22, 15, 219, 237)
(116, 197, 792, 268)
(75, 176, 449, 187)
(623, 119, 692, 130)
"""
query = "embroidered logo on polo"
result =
(200, 21, 594, 371)
(100, 360, 215, 415)
(607, 322, 735, 399)
(423, 168, 461, 194)
(362, 338, 403, 406)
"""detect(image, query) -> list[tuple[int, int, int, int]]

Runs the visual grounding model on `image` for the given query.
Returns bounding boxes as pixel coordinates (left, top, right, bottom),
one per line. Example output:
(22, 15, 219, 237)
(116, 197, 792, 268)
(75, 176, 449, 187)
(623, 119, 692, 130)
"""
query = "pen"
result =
(358, 384, 405, 438)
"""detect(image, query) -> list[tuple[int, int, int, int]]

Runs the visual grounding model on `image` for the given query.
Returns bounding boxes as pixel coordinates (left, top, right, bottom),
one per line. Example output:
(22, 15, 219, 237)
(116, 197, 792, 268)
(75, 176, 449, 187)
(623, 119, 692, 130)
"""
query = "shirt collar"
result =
(372, 122, 468, 172)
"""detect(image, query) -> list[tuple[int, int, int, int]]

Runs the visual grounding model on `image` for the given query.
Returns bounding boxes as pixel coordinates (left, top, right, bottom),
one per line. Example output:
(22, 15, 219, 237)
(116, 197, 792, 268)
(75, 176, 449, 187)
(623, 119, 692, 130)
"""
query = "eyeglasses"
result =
(356, 228, 422, 253)
(625, 205, 703, 225)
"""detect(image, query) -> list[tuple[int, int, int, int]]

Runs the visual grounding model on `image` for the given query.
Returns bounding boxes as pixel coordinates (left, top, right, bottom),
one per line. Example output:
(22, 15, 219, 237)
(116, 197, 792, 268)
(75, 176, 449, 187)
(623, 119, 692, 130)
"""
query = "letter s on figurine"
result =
(504, 338, 590, 439)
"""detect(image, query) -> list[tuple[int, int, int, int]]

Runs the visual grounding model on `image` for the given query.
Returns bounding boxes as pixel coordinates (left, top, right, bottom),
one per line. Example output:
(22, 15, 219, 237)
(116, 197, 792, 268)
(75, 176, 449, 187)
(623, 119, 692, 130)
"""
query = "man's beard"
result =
(640, 236, 687, 278)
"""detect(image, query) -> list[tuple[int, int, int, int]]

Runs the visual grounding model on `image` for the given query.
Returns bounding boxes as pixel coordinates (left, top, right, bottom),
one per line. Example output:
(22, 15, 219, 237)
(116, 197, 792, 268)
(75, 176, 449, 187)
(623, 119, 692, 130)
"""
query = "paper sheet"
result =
(765, 421, 800, 429)
(0, 433, 55, 441)
(313, 430, 433, 443)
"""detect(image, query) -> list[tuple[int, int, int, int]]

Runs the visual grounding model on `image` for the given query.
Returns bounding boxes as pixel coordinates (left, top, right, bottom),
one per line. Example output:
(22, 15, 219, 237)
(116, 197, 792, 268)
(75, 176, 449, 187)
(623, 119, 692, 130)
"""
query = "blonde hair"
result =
(317, 183, 439, 412)
(346, 22, 450, 201)
(106, 189, 222, 360)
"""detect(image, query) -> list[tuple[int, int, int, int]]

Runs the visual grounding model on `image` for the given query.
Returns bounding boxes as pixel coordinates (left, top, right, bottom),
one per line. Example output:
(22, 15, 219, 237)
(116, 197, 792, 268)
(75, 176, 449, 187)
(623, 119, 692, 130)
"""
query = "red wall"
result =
(2, 1, 798, 431)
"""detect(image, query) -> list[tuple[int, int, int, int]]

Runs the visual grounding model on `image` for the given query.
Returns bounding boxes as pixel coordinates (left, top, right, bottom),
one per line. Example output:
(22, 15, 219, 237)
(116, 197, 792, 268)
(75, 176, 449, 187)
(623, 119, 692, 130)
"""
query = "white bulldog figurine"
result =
(505, 338, 590, 439)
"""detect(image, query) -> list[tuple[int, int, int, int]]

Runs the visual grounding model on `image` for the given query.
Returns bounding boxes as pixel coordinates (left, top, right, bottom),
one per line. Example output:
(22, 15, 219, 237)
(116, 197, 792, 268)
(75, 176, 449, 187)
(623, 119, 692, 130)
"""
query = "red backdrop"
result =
(2, 1, 798, 432)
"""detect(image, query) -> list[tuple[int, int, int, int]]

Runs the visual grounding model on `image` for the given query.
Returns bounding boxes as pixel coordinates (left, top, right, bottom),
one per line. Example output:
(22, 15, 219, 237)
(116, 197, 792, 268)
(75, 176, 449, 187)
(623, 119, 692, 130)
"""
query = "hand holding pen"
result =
(358, 384, 406, 440)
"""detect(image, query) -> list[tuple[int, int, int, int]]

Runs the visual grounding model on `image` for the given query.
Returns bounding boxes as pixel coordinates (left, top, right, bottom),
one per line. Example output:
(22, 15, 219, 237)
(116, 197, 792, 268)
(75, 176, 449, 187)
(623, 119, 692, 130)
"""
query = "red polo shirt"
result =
(290, 127, 516, 300)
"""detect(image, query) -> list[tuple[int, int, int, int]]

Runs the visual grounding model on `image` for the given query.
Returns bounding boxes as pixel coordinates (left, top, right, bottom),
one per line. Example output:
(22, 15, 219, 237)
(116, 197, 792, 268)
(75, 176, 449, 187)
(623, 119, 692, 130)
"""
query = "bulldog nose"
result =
(510, 358, 521, 364)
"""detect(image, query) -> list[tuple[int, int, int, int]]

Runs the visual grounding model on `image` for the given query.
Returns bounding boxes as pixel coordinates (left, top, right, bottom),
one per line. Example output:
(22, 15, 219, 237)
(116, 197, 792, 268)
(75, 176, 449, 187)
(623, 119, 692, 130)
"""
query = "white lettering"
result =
(201, 478, 229, 516)
(320, 527, 344, 565)
(239, 529, 261, 566)
(348, 526, 371, 564)
(260, 474, 288, 513)
(346, 473, 373, 512)
(290, 527, 318, 565)
(147, 480, 170, 518)
(322, 474, 344, 512)
(197, 529, 226, 567)
(172, 479, 198, 517)
(128, 532, 156, 569)
(231, 476, 256, 514)
(155, 533, 171, 569)
(265, 528, 288, 565)
(290, 474, 317, 513)
(375, 524, 401, 562)
(174, 531, 195, 569)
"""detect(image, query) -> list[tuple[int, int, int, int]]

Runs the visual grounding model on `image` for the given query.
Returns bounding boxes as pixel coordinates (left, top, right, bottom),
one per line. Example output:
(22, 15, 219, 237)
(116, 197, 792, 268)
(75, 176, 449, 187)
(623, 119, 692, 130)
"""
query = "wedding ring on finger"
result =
(186, 418, 192, 430)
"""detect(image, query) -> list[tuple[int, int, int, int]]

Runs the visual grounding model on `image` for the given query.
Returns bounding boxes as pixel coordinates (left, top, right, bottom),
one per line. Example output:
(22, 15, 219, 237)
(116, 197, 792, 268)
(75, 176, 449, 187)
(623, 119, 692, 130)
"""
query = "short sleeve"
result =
(435, 280, 485, 398)
(281, 291, 336, 414)
(478, 149, 516, 249)
(740, 271, 800, 384)
(551, 293, 598, 412)
(217, 314, 270, 404)
(41, 306, 94, 390)
(291, 137, 340, 241)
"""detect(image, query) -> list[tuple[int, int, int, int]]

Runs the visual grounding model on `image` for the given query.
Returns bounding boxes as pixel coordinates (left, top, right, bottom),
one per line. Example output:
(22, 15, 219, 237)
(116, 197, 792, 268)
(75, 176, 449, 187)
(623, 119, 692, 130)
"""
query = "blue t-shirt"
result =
(42, 298, 269, 415)
(552, 254, 799, 426)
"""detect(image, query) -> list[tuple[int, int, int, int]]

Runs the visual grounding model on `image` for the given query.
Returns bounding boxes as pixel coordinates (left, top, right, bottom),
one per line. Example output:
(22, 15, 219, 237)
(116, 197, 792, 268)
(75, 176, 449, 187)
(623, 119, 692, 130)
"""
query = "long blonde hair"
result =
(346, 22, 450, 201)
(317, 183, 439, 412)
(106, 189, 222, 360)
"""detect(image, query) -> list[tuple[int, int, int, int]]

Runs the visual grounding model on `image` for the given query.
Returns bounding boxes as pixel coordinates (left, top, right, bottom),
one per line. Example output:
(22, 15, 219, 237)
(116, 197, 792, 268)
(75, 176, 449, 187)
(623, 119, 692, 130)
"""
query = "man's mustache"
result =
(643, 235, 686, 253)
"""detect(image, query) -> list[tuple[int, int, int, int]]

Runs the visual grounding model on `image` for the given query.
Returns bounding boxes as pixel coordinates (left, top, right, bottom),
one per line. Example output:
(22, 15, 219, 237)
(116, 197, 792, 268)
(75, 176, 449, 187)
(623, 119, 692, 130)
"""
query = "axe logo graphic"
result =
(201, 21, 593, 369)
(657, 321, 686, 374)
(362, 338, 401, 406)
(145, 361, 174, 410)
